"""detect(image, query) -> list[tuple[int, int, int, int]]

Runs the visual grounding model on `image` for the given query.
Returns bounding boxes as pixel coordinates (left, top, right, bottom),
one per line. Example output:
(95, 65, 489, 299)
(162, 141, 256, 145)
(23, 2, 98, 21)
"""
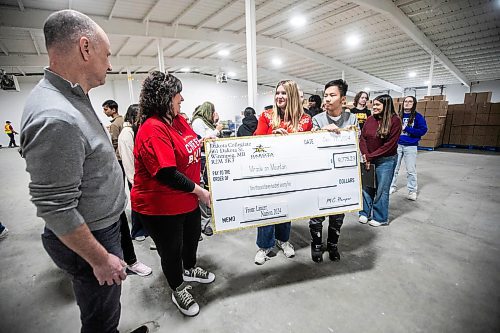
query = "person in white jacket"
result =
(190, 102, 223, 236)
(118, 104, 149, 241)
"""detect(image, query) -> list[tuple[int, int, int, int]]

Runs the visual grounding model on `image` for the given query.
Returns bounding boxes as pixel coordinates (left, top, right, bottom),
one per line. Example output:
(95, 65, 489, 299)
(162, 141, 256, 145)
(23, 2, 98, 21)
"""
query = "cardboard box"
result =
(476, 103, 491, 114)
(425, 95, 446, 101)
(425, 116, 446, 129)
(461, 126, 474, 136)
(416, 101, 427, 111)
(422, 132, 442, 141)
(426, 100, 447, 109)
(425, 107, 448, 117)
(460, 135, 474, 145)
(482, 126, 500, 137)
(490, 103, 500, 114)
(450, 127, 461, 136)
(463, 112, 476, 126)
(483, 135, 497, 146)
(475, 92, 492, 103)
(489, 114, 500, 126)
(449, 134, 461, 144)
(453, 104, 465, 112)
(475, 113, 489, 125)
(452, 112, 464, 126)
(464, 93, 476, 104)
(465, 103, 477, 113)
(419, 139, 439, 148)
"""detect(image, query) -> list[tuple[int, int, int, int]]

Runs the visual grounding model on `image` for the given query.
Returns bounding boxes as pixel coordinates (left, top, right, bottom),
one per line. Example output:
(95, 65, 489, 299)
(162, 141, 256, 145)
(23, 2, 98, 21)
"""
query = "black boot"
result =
(309, 225, 323, 263)
(327, 226, 341, 261)
(327, 242, 340, 261)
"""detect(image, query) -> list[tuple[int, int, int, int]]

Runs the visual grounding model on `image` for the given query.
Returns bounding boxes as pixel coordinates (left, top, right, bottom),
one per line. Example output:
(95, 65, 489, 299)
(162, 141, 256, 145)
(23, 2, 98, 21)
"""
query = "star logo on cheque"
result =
(252, 144, 269, 154)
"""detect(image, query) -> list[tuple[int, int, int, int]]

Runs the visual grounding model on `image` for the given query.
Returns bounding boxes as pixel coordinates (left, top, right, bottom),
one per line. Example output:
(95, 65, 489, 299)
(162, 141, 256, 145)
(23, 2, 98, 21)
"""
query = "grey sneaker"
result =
(254, 248, 271, 265)
(183, 267, 215, 283)
(172, 284, 199, 317)
(276, 240, 295, 258)
(408, 192, 417, 201)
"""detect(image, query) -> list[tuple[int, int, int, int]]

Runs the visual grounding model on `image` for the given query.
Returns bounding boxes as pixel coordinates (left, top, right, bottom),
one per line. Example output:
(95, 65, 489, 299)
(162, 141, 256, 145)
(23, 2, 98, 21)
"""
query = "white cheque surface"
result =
(206, 130, 362, 233)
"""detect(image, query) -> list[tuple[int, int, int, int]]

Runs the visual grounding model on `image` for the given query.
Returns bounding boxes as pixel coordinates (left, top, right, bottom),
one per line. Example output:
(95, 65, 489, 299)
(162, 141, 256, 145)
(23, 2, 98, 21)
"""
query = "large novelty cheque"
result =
(205, 129, 362, 233)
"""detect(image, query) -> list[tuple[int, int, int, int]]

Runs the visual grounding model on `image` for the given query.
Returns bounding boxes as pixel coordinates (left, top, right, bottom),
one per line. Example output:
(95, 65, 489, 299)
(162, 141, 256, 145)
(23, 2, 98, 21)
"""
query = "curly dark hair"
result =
(138, 71, 182, 125)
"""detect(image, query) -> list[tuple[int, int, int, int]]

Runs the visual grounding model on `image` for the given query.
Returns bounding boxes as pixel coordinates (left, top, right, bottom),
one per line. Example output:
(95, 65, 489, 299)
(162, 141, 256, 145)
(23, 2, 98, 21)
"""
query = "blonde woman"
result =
(253, 80, 312, 265)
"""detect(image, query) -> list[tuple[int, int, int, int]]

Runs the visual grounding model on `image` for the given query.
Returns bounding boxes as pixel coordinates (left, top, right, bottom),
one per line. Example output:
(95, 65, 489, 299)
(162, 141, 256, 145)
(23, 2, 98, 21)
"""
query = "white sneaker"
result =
(369, 220, 387, 227)
(358, 215, 368, 224)
(389, 187, 396, 195)
(149, 242, 157, 250)
(134, 236, 146, 242)
(254, 248, 271, 265)
(0, 227, 8, 240)
(408, 192, 417, 201)
(127, 261, 153, 277)
(276, 240, 295, 258)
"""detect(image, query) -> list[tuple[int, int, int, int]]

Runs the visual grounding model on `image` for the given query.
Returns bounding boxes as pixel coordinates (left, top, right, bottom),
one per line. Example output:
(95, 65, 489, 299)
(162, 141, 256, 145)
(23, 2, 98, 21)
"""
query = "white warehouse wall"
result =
(0, 73, 275, 147)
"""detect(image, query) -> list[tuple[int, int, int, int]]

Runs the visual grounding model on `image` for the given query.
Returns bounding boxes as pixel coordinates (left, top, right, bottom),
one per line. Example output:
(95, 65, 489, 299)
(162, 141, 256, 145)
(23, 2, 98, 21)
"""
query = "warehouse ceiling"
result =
(0, 0, 499, 94)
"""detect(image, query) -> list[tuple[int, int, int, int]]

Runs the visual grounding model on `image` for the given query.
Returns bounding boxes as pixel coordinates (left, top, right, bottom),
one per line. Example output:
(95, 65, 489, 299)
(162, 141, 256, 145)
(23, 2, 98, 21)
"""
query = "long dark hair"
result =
(124, 104, 139, 136)
(399, 96, 417, 127)
(373, 94, 397, 139)
(138, 71, 182, 125)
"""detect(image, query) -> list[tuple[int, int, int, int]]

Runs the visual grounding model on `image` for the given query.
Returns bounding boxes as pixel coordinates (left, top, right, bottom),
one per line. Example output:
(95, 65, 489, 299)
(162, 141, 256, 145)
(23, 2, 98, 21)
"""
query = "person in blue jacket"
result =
(390, 96, 427, 201)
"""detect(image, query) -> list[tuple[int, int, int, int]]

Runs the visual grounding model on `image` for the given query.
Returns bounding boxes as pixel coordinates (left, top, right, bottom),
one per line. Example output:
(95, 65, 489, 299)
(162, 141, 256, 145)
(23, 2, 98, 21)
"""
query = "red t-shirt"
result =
(131, 115, 201, 215)
(254, 108, 312, 135)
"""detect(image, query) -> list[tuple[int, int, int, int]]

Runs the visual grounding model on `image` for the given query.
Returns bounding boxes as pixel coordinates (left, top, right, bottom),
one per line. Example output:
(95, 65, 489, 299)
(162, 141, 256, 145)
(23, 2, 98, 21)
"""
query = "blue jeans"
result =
(360, 155, 397, 224)
(41, 222, 123, 333)
(256, 222, 291, 249)
(391, 145, 418, 193)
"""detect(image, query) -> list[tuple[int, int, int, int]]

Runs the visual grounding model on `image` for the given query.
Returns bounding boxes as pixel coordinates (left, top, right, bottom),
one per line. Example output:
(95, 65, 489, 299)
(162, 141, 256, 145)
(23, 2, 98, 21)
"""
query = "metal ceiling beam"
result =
(195, 0, 240, 29)
(0, 40, 8, 56)
(0, 54, 324, 90)
(216, 0, 274, 32)
(108, 0, 120, 20)
(236, 0, 303, 34)
(350, 0, 469, 87)
(0, 7, 403, 92)
(173, 0, 204, 26)
(169, 42, 198, 58)
(16, 0, 24, 11)
(116, 37, 130, 56)
(29, 30, 41, 55)
(135, 39, 156, 57)
(142, 0, 163, 23)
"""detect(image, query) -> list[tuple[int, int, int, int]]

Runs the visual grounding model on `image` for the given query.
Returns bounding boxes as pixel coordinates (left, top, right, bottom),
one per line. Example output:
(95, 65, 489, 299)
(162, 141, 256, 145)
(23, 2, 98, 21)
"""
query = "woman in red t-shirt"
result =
(131, 71, 214, 317)
(253, 79, 312, 265)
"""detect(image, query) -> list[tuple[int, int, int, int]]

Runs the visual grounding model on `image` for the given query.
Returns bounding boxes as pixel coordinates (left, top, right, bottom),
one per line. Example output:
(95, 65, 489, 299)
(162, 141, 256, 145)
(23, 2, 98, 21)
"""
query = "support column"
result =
(427, 54, 434, 96)
(157, 38, 165, 73)
(127, 68, 134, 105)
(245, 0, 257, 108)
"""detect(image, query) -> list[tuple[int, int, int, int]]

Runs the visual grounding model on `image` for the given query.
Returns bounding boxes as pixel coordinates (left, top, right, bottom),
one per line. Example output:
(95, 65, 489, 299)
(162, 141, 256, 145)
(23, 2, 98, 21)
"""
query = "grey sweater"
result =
(312, 110, 359, 130)
(21, 69, 127, 236)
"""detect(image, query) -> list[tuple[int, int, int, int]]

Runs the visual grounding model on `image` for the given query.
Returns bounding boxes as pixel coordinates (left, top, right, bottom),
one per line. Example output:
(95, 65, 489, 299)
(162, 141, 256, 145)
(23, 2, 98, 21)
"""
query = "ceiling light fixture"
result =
(227, 71, 236, 78)
(218, 49, 230, 57)
(272, 58, 282, 66)
(290, 16, 306, 27)
(364, 87, 370, 91)
(346, 35, 360, 47)
(408, 71, 417, 78)
(180, 67, 190, 72)
(424, 80, 430, 85)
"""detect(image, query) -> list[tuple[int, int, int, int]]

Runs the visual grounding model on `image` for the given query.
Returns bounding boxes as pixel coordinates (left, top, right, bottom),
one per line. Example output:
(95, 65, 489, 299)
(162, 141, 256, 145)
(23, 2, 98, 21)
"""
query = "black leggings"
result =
(137, 208, 201, 290)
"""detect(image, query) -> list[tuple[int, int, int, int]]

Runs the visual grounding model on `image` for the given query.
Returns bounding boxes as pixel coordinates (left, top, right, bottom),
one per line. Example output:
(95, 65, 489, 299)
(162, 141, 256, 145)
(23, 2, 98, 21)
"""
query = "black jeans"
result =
(41, 222, 122, 333)
(7, 133, 16, 147)
(137, 208, 201, 290)
(309, 214, 345, 244)
(119, 211, 137, 265)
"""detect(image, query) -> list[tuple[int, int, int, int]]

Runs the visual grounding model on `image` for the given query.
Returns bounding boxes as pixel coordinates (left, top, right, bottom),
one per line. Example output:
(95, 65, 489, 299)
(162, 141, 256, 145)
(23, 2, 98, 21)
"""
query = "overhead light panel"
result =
(218, 49, 230, 57)
(180, 67, 191, 72)
(345, 35, 360, 47)
(364, 87, 370, 91)
(272, 58, 282, 66)
(408, 71, 417, 78)
(290, 16, 306, 27)
(227, 71, 236, 78)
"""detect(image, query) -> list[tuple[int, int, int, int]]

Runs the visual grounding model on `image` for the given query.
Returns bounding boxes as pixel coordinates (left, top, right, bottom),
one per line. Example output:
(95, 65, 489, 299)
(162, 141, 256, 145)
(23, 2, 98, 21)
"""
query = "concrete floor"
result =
(0, 147, 499, 333)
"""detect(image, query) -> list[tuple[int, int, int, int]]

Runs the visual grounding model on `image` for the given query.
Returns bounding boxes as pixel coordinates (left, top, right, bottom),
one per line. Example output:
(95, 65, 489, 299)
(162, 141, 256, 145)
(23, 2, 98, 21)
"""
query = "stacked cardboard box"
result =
(418, 98, 448, 148)
(442, 92, 500, 147)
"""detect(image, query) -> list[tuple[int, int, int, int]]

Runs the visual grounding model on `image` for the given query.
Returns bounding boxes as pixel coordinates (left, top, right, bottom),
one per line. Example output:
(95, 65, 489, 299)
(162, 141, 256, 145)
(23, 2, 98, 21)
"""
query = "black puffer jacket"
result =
(237, 115, 258, 137)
